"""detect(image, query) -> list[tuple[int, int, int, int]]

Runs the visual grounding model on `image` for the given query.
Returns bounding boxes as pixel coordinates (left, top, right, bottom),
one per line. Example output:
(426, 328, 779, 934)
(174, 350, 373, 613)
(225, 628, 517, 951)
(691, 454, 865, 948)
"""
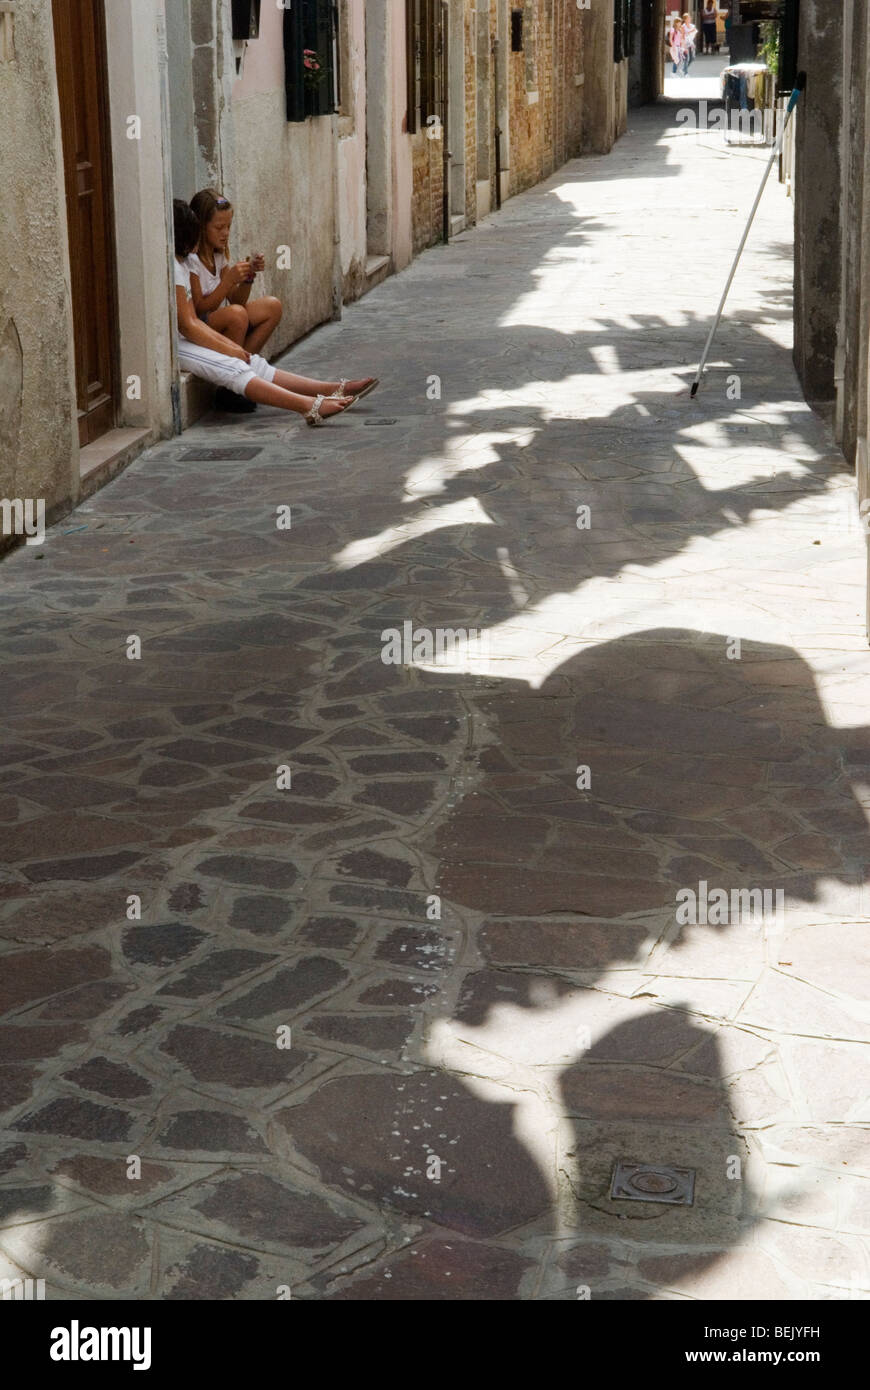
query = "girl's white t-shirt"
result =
(173, 258, 193, 340)
(188, 250, 227, 299)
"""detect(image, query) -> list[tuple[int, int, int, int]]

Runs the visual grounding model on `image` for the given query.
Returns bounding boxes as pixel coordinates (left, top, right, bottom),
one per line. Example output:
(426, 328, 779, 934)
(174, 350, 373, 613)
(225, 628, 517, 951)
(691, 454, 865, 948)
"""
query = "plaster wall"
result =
(227, 0, 338, 353)
(393, 0, 414, 271)
(105, 0, 177, 439)
(338, 0, 367, 298)
(0, 0, 77, 515)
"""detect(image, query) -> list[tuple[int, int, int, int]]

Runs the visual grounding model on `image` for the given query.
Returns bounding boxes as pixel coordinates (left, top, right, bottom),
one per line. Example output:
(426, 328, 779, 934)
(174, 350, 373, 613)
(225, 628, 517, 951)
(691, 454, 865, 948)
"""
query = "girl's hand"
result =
(229, 345, 251, 364)
(222, 261, 252, 290)
(252, 253, 266, 273)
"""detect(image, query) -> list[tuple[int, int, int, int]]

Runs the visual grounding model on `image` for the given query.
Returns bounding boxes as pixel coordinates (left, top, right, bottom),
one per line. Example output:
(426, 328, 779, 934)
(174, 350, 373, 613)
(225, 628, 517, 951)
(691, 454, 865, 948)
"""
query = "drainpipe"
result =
(441, 0, 450, 243)
(493, 33, 501, 210)
(331, 109, 343, 319)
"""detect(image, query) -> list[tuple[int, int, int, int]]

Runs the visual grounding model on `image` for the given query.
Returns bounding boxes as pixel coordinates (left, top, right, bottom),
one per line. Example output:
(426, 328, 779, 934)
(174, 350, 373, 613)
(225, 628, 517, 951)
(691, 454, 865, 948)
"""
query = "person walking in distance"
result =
(681, 13, 698, 73)
(667, 16, 686, 76)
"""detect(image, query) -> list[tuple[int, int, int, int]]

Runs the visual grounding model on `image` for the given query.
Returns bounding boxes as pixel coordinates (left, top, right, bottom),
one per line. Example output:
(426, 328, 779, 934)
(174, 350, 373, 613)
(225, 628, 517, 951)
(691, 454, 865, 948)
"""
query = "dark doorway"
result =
(51, 0, 118, 446)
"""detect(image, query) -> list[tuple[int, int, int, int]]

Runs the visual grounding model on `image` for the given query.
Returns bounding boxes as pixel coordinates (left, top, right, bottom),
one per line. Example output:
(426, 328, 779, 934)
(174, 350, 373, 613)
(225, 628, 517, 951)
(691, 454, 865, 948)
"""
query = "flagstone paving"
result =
(1, 100, 869, 1300)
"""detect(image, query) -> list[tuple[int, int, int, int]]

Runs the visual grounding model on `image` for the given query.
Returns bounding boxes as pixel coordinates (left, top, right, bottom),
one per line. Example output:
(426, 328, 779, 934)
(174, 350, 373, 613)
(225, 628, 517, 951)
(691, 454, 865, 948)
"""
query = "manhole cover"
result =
(178, 447, 262, 461)
(610, 1161, 695, 1206)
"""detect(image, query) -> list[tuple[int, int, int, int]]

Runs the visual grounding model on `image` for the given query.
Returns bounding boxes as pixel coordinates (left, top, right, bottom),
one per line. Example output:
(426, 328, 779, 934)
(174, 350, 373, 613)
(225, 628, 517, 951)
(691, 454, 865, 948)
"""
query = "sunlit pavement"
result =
(664, 49, 728, 102)
(1, 96, 868, 1301)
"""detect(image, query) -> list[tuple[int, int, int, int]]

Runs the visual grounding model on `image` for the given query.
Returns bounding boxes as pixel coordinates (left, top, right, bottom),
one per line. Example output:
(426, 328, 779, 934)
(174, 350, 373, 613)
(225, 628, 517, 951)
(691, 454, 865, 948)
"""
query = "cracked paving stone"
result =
(0, 1185, 58, 1225)
(37, 1211, 151, 1291)
(228, 894, 296, 935)
(35, 980, 133, 1019)
(190, 1172, 365, 1251)
(122, 922, 208, 966)
(217, 957, 349, 1021)
(304, 1013, 414, 1053)
(164, 1242, 260, 1300)
(374, 926, 450, 971)
(0, 1144, 29, 1176)
(335, 848, 414, 887)
(63, 1057, 153, 1099)
(167, 882, 207, 913)
(160, 1024, 313, 1088)
(0, 1065, 38, 1108)
(12, 1097, 134, 1141)
(157, 1109, 267, 1153)
(279, 1071, 552, 1238)
(300, 915, 362, 948)
(329, 884, 425, 916)
(0, 946, 112, 1014)
(197, 855, 299, 890)
(53, 1154, 175, 1195)
(242, 799, 348, 827)
(115, 1005, 163, 1036)
(157, 948, 276, 997)
(479, 918, 651, 971)
(560, 1064, 724, 1123)
(23, 849, 146, 883)
(325, 1238, 534, 1300)
(353, 780, 437, 815)
(1, 1022, 90, 1061)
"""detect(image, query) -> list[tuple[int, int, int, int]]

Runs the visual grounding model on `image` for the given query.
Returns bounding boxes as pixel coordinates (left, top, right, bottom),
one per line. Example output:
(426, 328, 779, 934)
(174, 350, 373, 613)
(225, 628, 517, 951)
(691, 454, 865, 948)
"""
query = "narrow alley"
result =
(1, 97, 868, 1303)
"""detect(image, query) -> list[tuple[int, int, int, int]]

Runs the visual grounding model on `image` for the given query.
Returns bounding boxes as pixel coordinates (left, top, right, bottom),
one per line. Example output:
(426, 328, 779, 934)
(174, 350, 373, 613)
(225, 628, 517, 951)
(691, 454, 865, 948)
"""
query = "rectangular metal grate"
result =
(610, 1161, 695, 1206)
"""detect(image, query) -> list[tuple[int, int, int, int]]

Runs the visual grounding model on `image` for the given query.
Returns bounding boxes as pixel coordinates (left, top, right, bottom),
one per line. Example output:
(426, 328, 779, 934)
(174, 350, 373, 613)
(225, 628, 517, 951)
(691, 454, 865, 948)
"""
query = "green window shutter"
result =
(283, 0, 336, 122)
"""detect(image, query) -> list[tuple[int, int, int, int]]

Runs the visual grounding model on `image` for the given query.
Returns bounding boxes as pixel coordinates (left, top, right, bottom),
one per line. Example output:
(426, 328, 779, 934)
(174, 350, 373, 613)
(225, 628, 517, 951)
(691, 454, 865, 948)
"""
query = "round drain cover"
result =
(629, 1170, 678, 1195)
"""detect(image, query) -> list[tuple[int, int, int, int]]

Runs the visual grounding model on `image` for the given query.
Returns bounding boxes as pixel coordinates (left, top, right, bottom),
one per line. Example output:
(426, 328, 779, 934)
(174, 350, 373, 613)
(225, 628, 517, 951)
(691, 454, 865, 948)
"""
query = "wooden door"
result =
(52, 0, 118, 446)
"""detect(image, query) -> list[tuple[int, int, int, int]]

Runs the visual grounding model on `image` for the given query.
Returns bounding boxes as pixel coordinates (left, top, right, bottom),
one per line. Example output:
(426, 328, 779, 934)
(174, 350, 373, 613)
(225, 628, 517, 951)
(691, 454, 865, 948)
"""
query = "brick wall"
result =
(409, 2, 624, 253)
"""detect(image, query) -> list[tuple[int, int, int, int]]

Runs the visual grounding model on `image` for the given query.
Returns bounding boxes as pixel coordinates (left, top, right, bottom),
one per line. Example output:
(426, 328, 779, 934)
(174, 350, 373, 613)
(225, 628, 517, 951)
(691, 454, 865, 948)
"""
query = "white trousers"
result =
(177, 339, 277, 396)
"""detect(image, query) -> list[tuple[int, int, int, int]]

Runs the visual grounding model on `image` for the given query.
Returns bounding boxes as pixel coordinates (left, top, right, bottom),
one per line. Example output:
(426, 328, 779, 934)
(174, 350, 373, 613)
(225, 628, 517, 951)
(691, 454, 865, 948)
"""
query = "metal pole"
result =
(690, 72, 805, 398)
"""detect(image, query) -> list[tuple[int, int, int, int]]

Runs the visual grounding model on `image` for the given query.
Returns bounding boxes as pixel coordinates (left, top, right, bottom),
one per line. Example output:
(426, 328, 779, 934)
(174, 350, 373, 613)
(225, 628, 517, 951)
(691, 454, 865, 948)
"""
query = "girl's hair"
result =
(190, 188, 233, 258)
(173, 198, 200, 258)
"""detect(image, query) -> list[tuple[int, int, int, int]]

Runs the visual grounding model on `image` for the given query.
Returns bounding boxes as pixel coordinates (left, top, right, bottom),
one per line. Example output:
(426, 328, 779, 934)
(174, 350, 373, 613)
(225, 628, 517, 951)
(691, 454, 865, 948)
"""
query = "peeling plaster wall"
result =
(338, 0, 368, 300)
(105, 0, 177, 439)
(0, 0, 77, 513)
(228, 1, 337, 354)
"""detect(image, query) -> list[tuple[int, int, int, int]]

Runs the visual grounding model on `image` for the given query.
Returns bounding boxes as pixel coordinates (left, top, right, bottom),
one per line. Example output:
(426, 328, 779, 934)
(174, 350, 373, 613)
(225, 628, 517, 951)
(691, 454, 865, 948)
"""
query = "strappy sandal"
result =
(305, 393, 356, 427)
(329, 377, 379, 401)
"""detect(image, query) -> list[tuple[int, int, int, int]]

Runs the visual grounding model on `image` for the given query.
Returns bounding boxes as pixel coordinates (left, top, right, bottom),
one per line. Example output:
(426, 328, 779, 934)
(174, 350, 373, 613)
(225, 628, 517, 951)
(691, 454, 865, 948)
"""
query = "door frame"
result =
(52, 0, 120, 446)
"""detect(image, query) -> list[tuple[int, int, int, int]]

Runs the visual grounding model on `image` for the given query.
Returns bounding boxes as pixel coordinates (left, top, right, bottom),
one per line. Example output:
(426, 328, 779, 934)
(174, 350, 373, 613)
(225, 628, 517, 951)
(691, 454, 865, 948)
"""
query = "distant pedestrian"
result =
(681, 14, 698, 73)
(667, 17, 686, 76)
(701, 1, 722, 54)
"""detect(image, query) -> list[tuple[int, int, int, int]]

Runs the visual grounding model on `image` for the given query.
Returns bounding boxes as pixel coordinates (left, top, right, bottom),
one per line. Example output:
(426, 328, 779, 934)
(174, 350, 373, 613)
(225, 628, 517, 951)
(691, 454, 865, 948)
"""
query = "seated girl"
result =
(188, 188, 282, 358)
(173, 200, 376, 426)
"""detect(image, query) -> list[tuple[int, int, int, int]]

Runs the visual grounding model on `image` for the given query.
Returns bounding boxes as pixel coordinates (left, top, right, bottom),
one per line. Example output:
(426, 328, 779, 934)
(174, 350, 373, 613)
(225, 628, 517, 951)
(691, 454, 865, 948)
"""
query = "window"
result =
(405, 0, 444, 135)
(283, 0, 338, 121)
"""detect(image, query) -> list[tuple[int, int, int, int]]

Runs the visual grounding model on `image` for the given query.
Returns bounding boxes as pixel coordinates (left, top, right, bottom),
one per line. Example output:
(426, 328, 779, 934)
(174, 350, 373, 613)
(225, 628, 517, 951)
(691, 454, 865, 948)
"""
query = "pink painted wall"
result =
(233, 0, 285, 97)
(392, 0, 413, 271)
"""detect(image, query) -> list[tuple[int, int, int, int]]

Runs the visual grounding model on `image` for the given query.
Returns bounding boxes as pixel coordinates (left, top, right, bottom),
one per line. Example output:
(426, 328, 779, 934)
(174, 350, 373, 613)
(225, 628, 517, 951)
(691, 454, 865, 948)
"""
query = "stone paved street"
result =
(1, 99, 869, 1301)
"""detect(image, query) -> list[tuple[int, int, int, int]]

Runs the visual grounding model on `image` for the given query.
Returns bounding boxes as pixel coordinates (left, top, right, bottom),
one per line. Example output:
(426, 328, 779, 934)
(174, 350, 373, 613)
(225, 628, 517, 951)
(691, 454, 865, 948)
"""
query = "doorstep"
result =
(365, 254, 391, 291)
(78, 427, 153, 499)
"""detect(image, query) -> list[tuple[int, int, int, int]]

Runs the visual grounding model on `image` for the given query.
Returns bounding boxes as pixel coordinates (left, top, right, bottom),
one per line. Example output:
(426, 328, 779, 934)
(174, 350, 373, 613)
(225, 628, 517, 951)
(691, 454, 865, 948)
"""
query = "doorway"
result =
(52, 0, 118, 446)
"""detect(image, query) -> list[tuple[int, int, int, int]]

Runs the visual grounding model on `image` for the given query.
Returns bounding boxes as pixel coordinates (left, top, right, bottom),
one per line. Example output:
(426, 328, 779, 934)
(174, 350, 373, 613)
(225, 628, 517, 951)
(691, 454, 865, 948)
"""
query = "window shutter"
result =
(283, 0, 337, 122)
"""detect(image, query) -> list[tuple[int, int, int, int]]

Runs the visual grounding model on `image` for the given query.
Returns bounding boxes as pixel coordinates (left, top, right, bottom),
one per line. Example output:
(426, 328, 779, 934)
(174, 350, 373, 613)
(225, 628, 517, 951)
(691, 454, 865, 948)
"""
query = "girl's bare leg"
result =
(272, 367, 375, 396)
(207, 304, 249, 345)
(244, 296, 283, 357)
(244, 377, 352, 418)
